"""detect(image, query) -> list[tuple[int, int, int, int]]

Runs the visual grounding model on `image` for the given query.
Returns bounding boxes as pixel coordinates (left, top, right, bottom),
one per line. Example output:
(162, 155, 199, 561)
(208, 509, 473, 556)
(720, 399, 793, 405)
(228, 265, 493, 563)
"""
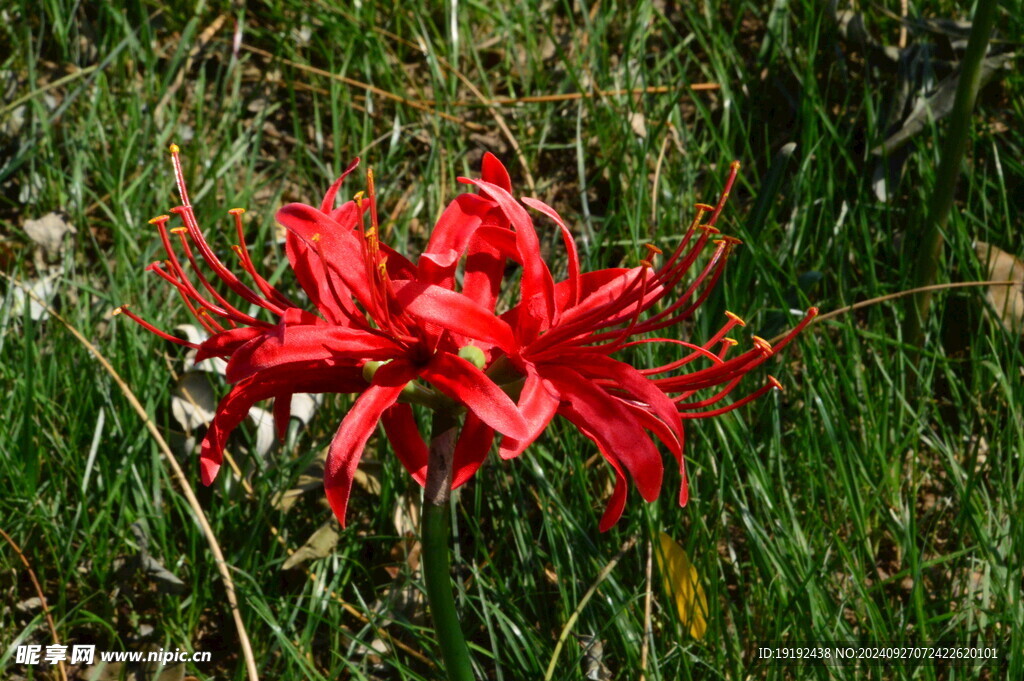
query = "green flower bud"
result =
(362, 360, 383, 383)
(458, 345, 487, 370)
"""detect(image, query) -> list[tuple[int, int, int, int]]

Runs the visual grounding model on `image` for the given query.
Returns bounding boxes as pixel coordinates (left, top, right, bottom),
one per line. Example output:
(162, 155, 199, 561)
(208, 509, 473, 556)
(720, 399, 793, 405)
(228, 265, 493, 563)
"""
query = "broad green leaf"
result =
(655, 532, 708, 639)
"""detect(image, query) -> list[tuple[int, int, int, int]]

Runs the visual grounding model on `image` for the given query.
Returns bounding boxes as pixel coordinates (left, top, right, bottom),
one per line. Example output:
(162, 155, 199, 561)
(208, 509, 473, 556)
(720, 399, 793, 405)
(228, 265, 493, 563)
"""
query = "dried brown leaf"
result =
(975, 241, 1024, 333)
(24, 212, 75, 256)
(282, 520, 340, 570)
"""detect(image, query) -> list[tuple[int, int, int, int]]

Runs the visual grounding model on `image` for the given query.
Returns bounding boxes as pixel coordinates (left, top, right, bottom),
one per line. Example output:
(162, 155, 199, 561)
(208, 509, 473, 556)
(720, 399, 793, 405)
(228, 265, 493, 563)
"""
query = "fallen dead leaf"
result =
(654, 532, 708, 640)
(282, 520, 340, 570)
(975, 241, 1024, 333)
(24, 212, 75, 257)
(628, 112, 647, 138)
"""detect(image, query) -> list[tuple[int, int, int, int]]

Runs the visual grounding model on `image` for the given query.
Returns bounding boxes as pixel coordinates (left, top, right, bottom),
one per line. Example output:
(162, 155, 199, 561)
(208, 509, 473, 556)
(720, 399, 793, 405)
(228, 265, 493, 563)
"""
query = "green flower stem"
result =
(902, 0, 999, 351)
(422, 412, 475, 681)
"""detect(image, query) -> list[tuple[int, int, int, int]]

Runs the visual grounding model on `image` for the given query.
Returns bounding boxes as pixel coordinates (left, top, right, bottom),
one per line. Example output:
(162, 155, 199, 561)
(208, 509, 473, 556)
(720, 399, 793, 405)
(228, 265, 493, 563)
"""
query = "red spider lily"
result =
(117, 145, 528, 526)
(398, 157, 817, 530)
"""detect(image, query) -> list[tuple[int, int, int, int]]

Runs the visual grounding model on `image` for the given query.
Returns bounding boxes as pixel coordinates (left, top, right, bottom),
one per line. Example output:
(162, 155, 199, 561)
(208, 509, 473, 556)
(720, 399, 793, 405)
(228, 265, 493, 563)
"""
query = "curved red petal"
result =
(573, 353, 683, 450)
(424, 193, 491, 259)
(481, 152, 512, 192)
(324, 361, 417, 527)
(319, 158, 361, 213)
(277, 202, 375, 312)
(546, 366, 663, 502)
(452, 412, 495, 489)
(198, 367, 366, 486)
(498, 369, 559, 460)
(225, 324, 401, 383)
(459, 178, 555, 332)
(195, 326, 264, 362)
(273, 393, 292, 443)
(522, 197, 580, 309)
(395, 281, 517, 354)
(420, 352, 529, 440)
(381, 403, 428, 487)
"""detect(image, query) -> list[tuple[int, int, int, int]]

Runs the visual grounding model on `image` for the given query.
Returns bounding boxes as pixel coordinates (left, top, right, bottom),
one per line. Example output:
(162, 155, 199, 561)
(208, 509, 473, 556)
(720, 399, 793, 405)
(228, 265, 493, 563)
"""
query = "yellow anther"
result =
(752, 336, 773, 354)
(169, 227, 188, 234)
(169, 143, 180, 154)
(353, 190, 365, 207)
(311, 233, 321, 243)
(377, 257, 389, 276)
(196, 307, 210, 316)
(730, 160, 741, 170)
(767, 376, 783, 391)
(694, 203, 715, 213)
(725, 310, 746, 326)
(112, 306, 125, 316)
(365, 227, 377, 240)
(644, 243, 663, 256)
(148, 215, 171, 225)
(698, 224, 721, 235)
(228, 208, 246, 215)
(721, 235, 743, 246)
(721, 337, 739, 346)
(232, 245, 244, 257)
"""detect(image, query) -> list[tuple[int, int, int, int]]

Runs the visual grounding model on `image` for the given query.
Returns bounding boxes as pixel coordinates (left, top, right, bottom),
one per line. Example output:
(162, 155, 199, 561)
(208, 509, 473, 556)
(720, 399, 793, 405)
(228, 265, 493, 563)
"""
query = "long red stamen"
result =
(230, 208, 297, 309)
(146, 261, 238, 326)
(169, 144, 190, 207)
(113, 305, 200, 348)
(172, 205, 286, 316)
(625, 337, 724, 371)
(706, 160, 740, 228)
(679, 377, 779, 419)
(674, 373, 745, 408)
(170, 228, 267, 327)
(164, 150, 285, 315)
(653, 343, 772, 392)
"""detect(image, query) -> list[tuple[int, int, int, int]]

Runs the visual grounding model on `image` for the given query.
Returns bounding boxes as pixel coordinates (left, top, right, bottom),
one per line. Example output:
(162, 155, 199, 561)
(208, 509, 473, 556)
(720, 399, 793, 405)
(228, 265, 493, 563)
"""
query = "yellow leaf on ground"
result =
(654, 532, 708, 639)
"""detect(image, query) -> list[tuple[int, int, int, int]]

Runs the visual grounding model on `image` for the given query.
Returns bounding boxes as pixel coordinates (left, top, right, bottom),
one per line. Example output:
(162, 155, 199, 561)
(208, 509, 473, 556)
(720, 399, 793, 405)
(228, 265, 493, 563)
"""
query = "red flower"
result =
(118, 145, 528, 526)
(400, 157, 817, 530)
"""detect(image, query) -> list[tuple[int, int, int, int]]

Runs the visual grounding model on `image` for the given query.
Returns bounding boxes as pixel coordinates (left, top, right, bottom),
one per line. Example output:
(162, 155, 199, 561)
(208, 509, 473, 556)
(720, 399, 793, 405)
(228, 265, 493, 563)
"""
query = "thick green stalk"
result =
(421, 412, 475, 681)
(903, 0, 999, 349)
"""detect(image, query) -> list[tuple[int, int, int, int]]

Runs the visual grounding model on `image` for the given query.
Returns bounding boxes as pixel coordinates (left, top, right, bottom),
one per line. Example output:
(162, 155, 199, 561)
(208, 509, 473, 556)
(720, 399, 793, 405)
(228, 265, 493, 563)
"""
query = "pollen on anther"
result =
(112, 306, 125, 316)
(644, 243, 663, 256)
(721, 235, 743, 246)
(353, 190, 366, 207)
(169, 227, 188, 235)
(699, 224, 721, 235)
(725, 310, 746, 326)
(752, 336, 774, 354)
(311, 233, 322, 243)
(148, 215, 171, 225)
(721, 337, 739, 346)
(767, 376, 784, 391)
(169, 143, 180, 154)
(694, 203, 715, 213)
(228, 208, 246, 215)
(730, 160, 741, 171)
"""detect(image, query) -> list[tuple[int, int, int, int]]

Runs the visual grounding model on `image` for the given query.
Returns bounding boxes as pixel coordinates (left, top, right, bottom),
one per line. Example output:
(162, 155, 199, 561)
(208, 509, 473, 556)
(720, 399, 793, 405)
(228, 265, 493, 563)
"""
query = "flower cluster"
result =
(119, 145, 816, 530)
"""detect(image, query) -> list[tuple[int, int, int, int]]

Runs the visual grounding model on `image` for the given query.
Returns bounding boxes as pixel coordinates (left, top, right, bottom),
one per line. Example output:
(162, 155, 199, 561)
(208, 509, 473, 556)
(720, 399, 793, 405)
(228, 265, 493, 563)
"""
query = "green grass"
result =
(2, 1, 1023, 679)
